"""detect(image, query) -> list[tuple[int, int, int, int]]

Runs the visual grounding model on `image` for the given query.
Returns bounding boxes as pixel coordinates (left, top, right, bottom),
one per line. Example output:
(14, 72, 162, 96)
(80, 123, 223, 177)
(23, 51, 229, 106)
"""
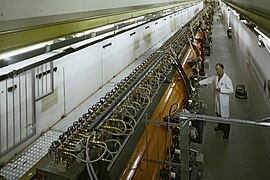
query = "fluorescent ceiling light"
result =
(163, 9, 171, 13)
(254, 27, 270, 53)
(92, 24, 115, 32)
(241, 20, 248, 24)
(75, 32, 85, 38)
(0, 41, 54, 60)
(124, 16, 145, 24)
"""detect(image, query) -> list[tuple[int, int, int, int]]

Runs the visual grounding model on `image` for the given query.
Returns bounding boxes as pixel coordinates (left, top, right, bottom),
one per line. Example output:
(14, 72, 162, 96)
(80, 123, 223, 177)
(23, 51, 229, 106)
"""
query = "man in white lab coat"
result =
(199, 63, 234, 138)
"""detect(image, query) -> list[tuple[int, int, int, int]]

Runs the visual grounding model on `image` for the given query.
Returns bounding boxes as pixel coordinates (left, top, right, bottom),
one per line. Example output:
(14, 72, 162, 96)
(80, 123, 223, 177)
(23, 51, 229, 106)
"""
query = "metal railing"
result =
(176, 111, 270, 128)
(0, 68, 36, 157)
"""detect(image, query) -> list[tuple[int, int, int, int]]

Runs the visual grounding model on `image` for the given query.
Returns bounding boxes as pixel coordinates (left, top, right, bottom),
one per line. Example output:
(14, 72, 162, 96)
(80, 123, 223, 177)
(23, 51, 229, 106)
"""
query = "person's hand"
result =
(216, 88, 220, 92)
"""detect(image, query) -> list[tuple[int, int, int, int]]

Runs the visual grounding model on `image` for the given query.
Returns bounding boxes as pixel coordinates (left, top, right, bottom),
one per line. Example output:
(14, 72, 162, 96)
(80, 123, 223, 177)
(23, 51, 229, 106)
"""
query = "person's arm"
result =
(199, 75, 215, 86)
(220, 77, 234, 94)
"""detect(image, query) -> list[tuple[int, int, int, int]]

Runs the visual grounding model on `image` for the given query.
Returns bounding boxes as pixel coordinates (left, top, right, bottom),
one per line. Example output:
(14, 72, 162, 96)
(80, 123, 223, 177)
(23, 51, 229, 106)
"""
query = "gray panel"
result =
(224, 0, 270, 18)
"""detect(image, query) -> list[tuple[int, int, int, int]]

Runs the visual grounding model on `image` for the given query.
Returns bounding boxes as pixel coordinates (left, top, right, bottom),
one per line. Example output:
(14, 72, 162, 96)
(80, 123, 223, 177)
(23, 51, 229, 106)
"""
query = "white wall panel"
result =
(63, 44, 102, 113)
(222, 4, 270, 119)
(170, 14, 177, 31)
(101, 36, 125, 84)
(151, 20, 163, 45)
(0, 70, 35, 155)
(123, 30, 138, 66)
(35, 60, 65, 131)
(139, 24, 153, 55)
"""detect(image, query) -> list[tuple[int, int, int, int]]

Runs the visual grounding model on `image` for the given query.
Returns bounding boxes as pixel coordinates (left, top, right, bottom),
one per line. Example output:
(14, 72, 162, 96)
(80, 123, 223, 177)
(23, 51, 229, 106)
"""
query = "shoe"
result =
(223, 134, 229, 139)
(214, 126, 221, 131)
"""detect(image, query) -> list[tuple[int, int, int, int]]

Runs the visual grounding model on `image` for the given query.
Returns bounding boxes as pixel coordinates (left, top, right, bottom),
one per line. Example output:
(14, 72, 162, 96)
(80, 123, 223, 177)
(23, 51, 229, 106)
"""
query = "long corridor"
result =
(192, 14, 270, 180)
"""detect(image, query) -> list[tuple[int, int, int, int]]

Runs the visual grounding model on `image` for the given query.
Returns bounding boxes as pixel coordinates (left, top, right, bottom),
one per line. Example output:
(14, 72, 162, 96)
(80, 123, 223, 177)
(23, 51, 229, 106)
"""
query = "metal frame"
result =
(144, 117, 190, 180)
(177, 112, 270, 127)
(0, 68, 36, 157)
(35, 61, 54, 101)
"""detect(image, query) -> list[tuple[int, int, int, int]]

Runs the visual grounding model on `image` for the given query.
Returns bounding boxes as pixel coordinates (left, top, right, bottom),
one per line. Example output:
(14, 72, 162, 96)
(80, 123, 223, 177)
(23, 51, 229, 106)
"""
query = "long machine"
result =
(36, 6, 214, 180)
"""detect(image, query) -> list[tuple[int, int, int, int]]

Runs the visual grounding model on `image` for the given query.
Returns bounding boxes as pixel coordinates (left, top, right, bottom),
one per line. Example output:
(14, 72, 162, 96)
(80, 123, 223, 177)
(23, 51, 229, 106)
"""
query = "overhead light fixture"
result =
(163, 9, 171, 13)
(241, 20, 248, 24)
(0, 41, 54, 60)
(83, 30, 93, 35)
(92, 24, 115, 33)
(123, 16, 145, 24)
(232, 10, 240, 19)
(258, 35, 265, 47)
(74, 32, 85, 38)
(254, 27, 270, 53)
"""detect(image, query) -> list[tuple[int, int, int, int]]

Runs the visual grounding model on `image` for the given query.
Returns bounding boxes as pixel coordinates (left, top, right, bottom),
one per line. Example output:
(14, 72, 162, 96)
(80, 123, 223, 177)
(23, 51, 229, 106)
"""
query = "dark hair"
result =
(215, 63, 224, 69)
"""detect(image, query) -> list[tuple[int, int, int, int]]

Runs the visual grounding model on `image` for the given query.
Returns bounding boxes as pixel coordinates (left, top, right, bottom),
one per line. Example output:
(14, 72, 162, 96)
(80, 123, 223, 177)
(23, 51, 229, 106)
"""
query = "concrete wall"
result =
(222, 4, 270, 120)
(0, 0, 191, 21)
(223, 0, 270, 18)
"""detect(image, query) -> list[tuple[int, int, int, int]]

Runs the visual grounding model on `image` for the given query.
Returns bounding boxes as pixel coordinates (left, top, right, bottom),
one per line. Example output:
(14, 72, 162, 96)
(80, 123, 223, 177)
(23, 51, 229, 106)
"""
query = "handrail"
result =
(176, 111, 270, 128)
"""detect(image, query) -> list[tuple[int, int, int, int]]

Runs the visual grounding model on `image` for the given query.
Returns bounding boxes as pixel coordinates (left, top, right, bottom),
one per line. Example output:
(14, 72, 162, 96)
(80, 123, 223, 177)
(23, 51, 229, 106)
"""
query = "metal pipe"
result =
(32, 69, 37, 134)
(45, 62, 48, 93)
(41, 63, 44, 95)
(156, 117, 160, 180)
(25, 71, 28, 136)
(37, 66, 39, 98)
(12, 75, 15, 146)
(87, 52, 165, 132)
(19, 74, 22, 141)
(177, 113, 270, 128)
(5, 79, 9, 149)
(0, 88, 2, 154)
(167, 115, 171, 180)
(146, 115, 149, 167)
(50, 61, 54, 92)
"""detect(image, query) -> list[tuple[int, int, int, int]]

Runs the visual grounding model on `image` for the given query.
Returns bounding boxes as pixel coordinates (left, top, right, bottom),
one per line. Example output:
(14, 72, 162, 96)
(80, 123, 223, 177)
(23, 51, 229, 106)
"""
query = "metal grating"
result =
(0, 130, 61, 179)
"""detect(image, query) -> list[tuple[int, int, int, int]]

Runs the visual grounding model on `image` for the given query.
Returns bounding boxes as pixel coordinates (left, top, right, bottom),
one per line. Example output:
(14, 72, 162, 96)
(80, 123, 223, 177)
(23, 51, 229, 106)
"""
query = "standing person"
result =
(199, 63, 234, 139)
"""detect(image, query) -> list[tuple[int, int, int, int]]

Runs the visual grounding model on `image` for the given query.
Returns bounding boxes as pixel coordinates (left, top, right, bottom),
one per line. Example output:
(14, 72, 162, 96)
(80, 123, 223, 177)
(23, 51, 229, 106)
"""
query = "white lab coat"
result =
(199, 73, 234, 118)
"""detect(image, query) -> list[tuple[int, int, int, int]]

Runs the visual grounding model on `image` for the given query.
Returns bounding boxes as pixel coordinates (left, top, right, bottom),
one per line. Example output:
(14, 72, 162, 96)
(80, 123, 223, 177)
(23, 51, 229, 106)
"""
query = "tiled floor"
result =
(191, 15, 270, 180)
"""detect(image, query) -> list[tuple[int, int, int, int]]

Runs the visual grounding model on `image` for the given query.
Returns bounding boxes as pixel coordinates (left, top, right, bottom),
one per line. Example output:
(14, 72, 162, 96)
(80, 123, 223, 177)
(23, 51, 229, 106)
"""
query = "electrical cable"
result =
(169, 103, 179, 116)
(86, 136, 95, 180)
(123, 121, 134, 134)
(105, 139, 121, 154)
(67, 142, 108, 164)
(101, 126, 125, 136)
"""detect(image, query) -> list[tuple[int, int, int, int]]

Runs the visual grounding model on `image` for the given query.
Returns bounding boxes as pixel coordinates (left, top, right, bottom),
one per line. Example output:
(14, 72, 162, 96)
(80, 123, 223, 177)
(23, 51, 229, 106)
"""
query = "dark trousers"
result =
(216, 113, 230, 136)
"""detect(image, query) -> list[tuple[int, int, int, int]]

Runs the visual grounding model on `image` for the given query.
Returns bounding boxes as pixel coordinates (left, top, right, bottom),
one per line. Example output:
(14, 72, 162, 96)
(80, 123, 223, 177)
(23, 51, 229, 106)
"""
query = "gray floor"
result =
(191, 16, 270, 179)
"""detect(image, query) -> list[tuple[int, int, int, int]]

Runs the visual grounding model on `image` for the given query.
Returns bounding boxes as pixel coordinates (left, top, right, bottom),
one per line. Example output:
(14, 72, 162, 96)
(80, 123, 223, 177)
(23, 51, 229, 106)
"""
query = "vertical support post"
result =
(156, 117, 160, 180)
(41, 63, 44, 95)
(0, 89, 2, 155)
(45, 62, 48, 93)
(12, 74, 15, 145)
(5, 80, 9, 149)
(197, 37, 205, 76)
(180, 120, 190, 180)
(25, 71, 28, 136)
(50, 61, 54, 91)
(36, 66, 39, 98)
(31, 69, 37, 134)
(167, 118, 171, 180)
(145, 115, 149, 167)
(19, 74, 22, 141)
